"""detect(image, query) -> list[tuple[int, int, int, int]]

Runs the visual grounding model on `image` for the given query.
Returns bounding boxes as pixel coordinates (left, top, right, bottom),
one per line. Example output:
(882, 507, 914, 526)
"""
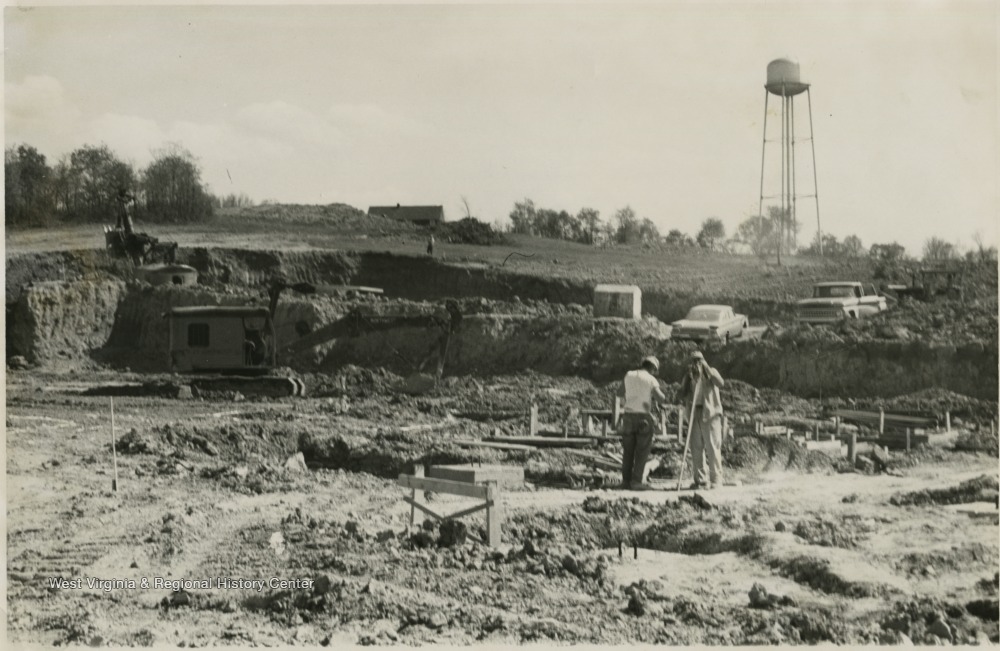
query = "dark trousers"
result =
(621, 413, 655, 487)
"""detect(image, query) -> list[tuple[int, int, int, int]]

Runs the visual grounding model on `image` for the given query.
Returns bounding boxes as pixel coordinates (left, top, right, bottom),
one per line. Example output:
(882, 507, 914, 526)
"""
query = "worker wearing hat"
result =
(679, 350, 726, 489)
(618, 355, 666, 490)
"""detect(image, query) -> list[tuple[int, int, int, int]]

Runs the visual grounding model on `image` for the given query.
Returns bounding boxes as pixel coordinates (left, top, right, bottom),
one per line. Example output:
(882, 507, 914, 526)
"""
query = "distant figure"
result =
(427, 234, 435, 256)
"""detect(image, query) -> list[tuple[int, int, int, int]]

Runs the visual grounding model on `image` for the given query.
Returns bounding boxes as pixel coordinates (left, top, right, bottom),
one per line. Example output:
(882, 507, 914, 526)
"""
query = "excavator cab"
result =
(166, 306, 274, 374)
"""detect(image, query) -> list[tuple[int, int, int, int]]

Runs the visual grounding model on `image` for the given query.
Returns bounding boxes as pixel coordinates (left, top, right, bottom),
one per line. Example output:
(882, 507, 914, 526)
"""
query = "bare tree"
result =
(923, 237, 957, 262)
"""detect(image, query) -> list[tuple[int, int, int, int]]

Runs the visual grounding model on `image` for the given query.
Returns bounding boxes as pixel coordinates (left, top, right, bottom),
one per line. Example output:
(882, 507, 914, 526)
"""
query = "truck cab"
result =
(796, 282, 887, 324)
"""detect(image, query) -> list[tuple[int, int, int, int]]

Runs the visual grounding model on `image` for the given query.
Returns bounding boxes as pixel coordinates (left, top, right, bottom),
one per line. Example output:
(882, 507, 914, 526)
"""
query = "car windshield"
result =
(813, 286, 856, 298)
(686, 308, 721, 321)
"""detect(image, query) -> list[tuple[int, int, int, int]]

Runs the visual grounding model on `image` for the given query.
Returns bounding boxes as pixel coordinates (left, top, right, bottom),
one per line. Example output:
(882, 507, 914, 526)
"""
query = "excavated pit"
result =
(6, 247, 999, 398)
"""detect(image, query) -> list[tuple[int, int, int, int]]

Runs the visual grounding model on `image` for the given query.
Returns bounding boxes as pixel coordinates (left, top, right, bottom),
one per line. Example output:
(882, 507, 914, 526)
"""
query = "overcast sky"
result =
(5, 2, 997, 254)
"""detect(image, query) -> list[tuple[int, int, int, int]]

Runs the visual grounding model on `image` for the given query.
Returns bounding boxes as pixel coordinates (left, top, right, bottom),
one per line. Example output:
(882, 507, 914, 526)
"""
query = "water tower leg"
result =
(790, 96, 797, 249)
(758, 89, 770, 219)
(807, 88, 821, 256)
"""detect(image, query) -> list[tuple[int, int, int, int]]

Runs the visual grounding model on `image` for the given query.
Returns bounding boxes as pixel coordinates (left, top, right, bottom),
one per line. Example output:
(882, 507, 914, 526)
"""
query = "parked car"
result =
(796, 281, 888, 324)
(671, 305, 749, 342)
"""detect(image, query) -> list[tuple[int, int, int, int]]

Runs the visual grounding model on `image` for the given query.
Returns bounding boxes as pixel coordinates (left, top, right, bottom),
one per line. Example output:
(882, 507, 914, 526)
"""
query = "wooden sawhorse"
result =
(397, 465, 502, 547)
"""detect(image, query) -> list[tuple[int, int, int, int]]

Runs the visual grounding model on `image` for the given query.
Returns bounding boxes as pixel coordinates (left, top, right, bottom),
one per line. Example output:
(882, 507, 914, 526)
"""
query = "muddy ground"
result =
(6, 367, 999, 646)
(5, 224, 999, 646)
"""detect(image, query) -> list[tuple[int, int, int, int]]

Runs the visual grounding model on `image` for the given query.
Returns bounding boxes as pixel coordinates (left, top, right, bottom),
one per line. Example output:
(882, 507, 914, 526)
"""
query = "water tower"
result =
(757, 58, 822, 258)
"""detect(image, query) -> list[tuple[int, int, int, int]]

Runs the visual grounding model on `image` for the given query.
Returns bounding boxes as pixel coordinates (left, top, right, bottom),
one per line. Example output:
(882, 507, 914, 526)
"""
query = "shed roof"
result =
(594, 284, 642, 294)
(165, 306, 269, 319)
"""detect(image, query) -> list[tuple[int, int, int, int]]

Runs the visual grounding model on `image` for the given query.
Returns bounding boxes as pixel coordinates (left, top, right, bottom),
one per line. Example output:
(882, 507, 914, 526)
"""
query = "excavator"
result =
(105, 189, 179, 266)
(164, 279, 462, 398)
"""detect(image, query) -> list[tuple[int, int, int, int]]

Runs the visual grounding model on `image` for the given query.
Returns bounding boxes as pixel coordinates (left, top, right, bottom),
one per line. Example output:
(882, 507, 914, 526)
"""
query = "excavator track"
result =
(189, 376, 306, 399)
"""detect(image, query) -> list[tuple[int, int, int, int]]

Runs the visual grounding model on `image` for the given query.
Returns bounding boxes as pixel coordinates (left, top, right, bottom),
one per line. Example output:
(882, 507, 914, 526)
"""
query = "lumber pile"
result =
(833, 409, 935, 432)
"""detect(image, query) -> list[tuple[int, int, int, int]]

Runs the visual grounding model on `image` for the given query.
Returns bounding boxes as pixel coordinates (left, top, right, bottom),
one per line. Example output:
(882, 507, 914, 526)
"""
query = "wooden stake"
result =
(848, 432, 857, 464)
(409, 464, 424, 527)
(676, 376, 702, 491)
(110, 397, 119, 493)
(612, 397, 621, 431)
(529, 404, 539, 437)
(835, 416, 841, 436)
(485, 483, 501, 548)
(879, 410, 885, 435)
(945, 411, 950, 433)
(905, 428, 911, 453)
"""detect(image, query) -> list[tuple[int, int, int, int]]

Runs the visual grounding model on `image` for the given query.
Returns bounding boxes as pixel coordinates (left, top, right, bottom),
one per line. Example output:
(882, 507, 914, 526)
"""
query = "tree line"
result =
(4, 142, 233, 229)
(505, 198, 995, 266)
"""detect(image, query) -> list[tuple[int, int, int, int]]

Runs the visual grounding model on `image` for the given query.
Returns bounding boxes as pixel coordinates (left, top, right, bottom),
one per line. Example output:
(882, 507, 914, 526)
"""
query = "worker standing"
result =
(679, 350, 726, 489)
(618, 355, 666, 490)
(427, 233, 435, 256)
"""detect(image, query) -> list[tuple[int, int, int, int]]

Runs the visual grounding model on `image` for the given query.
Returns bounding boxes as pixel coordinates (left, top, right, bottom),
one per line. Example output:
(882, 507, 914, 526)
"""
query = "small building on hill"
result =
(368, 204, 444, 227)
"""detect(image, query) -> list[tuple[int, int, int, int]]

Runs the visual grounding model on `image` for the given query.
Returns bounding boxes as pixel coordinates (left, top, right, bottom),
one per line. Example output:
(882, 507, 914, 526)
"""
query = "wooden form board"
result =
(454, 440, 535, 452)
(801, 440, 843, 453)
(488, 435, 597, 448)
(579, 399, 683, 439)
(427, 464, 524, 489)
(833, 409, 937, 433)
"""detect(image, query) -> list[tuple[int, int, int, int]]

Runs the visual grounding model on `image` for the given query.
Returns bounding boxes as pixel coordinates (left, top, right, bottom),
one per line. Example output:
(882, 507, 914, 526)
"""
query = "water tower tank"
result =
(765, 58, 809, 96)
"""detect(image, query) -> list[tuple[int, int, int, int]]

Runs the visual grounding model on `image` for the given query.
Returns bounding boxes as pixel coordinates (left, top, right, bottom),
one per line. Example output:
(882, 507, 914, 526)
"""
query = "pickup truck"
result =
(796, 282, 888, 324)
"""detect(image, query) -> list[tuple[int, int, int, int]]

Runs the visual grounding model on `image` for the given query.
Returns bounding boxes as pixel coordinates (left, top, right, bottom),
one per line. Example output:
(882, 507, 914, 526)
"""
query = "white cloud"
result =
(5, 75, 82, 154)
(235, 101, 343, 149)
(84, 113, 166, 164)
(327, 103, 426, 137)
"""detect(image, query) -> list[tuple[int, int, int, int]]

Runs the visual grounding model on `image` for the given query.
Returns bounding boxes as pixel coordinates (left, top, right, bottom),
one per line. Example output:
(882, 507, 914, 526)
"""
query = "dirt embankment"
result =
(6, 247, 800, 326)
(7, 280, 126, 363)
(6, 275, 997, 399)
(6, 248, 998, 399)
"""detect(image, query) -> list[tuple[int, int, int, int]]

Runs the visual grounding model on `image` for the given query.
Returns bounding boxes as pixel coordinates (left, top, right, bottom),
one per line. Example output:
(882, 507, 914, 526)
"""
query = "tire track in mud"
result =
(8, 535, 129, 587)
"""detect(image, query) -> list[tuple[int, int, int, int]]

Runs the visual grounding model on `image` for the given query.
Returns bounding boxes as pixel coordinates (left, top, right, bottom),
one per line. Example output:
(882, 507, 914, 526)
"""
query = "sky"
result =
(4, 2, 998, 255)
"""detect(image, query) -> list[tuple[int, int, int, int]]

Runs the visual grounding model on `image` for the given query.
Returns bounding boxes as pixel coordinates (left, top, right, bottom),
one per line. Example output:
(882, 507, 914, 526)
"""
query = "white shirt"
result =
(623, 369, 665, 413)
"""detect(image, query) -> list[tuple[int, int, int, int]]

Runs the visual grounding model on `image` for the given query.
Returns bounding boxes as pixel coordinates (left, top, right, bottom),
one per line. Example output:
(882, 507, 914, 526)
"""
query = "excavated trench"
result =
(6, 248, 998, 398)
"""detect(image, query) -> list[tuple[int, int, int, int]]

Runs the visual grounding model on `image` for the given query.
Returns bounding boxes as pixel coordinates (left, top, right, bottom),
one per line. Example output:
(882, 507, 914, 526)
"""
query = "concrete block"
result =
(593, 284, 641, 319)
(427, 464, 524, 489)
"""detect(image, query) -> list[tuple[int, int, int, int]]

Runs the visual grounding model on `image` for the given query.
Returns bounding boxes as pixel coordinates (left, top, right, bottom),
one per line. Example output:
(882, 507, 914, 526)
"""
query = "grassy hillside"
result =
(7, 202, 995, 311)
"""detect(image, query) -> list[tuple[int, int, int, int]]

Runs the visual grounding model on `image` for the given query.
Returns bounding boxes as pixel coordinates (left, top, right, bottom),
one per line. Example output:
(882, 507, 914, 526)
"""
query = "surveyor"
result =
(678, 350, 726, 489)
(618, 355, 666, 490)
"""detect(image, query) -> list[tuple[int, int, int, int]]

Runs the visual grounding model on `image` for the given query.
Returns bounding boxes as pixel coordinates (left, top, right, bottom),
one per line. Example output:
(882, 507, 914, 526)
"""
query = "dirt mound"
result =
(853, 387, 998, 423)
(895, 543, 998, 577)
(437, 218, 508, 246)
(300, 365, 403, 398)
(217, 203, 416, 235)
(725, 436, 837, 473)
(508, 497, 761, 557)
(889, 475, 999, 507)
(791, 516, 876, 549)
